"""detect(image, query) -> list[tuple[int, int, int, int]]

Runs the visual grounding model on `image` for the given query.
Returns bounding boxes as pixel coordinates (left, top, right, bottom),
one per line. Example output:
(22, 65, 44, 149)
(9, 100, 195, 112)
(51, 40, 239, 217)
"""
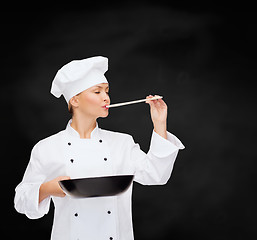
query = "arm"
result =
(145, 95, 168, 139)
(14, 143, 69, 219)
(131, 130, 184, 185)
(39, 176, 70, 203)
(130, 95, 184, 185)
(14, 144, 51, 219)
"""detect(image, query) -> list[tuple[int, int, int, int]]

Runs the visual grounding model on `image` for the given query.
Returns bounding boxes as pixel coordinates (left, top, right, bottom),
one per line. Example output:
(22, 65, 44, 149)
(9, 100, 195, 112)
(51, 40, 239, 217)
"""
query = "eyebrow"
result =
(94, 85, 109, 89)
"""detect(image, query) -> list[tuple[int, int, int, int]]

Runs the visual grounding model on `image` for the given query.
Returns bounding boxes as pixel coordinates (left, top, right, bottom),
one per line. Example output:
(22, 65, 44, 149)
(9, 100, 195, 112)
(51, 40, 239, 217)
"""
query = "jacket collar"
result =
(66, 119, 100, 139)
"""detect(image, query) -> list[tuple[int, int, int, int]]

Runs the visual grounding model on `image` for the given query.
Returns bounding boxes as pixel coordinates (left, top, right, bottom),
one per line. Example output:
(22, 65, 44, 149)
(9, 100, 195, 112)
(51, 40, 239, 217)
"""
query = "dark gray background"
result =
(3, 3, 257, 240)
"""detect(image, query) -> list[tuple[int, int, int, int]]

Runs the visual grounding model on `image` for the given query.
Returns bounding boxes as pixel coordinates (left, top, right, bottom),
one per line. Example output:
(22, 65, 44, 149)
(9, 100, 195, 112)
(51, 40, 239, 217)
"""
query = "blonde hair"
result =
(68, 102, 73, 115)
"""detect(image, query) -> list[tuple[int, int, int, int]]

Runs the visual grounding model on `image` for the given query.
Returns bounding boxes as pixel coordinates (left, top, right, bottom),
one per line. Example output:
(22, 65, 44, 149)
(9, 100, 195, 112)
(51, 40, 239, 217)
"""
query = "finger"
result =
(145, 95, 154, 104)
(151, 95, 160, 103)
(152, 95, 166, 106)
(159, 99, 167, 108)
(151, 95, 161, 105)
(146, 94, 162, 106)
(151, 100, 161, 108)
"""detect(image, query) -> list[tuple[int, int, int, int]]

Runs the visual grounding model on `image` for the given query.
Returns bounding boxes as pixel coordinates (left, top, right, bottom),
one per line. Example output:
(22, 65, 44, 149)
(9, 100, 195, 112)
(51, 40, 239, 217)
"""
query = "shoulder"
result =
(28, 130, 66, 164)
(33, 130, 66, 151)
(99, 128, 134, 143)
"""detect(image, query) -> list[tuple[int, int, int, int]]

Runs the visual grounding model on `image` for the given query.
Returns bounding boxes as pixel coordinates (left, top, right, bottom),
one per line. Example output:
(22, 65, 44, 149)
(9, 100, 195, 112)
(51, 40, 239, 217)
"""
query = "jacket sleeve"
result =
(131, 130, 185, 185)
(14, 143, 51, 219)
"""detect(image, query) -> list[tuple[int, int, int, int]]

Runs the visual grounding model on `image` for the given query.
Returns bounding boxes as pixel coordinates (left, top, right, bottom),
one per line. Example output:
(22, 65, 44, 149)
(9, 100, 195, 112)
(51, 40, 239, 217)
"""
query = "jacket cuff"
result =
(26, 183, 51, 219)
(149, 130, 185, 158)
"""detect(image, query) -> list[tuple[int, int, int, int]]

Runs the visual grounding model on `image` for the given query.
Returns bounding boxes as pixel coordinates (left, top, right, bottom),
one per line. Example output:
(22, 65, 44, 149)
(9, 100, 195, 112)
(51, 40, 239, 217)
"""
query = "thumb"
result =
(58, 176, 71, 181)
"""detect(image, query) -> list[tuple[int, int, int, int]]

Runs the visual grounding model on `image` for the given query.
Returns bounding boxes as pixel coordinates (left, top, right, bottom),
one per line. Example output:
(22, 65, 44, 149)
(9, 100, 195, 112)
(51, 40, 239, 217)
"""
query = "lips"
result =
(102, 105, 109, 109)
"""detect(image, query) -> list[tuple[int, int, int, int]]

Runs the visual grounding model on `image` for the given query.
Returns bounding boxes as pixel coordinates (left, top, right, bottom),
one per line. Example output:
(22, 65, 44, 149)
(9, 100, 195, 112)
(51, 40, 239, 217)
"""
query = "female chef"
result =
(14, 56, 185, 240)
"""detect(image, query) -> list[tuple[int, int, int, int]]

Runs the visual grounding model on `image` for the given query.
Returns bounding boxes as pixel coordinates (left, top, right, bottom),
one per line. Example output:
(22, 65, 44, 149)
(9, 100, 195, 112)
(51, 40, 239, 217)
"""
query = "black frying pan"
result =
(59, 175, 134, 198)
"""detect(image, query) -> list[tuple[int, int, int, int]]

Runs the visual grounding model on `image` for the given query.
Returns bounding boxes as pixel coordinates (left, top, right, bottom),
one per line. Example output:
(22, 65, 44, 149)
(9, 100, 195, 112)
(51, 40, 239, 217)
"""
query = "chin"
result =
(98, 112, 109, 118)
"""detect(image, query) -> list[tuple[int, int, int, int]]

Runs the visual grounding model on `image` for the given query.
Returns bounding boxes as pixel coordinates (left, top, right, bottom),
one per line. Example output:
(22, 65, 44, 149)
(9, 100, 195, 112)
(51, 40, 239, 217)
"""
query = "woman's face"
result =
(72, 83, 110, 119)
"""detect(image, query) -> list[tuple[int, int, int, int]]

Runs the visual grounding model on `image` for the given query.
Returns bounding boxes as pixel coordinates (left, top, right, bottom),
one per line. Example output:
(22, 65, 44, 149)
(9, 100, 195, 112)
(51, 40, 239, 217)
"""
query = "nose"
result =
(103, 92, 110, 103)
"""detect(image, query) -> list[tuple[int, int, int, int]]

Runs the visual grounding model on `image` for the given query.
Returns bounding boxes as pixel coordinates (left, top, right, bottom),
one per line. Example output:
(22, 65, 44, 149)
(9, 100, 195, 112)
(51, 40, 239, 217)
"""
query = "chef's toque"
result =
(50, 56, 108, 103)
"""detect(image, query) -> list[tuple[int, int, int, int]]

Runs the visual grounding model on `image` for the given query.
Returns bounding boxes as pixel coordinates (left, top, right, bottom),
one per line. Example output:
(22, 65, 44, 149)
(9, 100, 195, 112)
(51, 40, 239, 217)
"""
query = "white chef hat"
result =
(50, 56, 108, 103)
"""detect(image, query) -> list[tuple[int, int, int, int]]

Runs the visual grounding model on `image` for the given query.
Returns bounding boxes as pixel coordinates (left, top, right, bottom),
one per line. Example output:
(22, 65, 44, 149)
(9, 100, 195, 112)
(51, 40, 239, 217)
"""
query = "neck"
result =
(70, 114, 97, 139)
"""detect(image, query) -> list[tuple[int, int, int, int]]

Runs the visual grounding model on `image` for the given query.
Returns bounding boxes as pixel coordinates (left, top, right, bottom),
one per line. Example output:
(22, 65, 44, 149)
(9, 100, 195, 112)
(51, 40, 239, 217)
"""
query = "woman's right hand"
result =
(39, 176, 70, 203)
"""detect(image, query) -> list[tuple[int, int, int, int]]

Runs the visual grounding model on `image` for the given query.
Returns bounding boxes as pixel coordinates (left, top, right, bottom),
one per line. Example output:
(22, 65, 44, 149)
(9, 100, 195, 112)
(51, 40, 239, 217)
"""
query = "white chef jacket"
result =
(14, 120, 185, 240)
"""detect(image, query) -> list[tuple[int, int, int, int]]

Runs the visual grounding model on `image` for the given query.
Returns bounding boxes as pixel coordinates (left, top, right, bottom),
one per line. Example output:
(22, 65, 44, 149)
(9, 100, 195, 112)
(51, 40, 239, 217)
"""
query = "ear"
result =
(69, 95, 80, 109)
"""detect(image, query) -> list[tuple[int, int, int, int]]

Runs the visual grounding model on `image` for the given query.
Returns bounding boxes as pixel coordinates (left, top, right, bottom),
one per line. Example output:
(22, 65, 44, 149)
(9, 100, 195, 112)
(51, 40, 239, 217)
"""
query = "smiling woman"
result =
(14, 56, 185, 240)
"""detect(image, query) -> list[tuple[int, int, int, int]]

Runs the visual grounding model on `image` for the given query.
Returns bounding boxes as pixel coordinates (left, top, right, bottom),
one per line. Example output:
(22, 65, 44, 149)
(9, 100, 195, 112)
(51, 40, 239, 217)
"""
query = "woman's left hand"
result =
(146, 95, 168, 139)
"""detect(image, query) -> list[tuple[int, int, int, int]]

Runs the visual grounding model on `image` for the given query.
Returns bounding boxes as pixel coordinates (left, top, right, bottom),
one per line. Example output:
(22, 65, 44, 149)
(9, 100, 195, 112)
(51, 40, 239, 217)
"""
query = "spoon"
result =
(106, 96, 163, 108)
